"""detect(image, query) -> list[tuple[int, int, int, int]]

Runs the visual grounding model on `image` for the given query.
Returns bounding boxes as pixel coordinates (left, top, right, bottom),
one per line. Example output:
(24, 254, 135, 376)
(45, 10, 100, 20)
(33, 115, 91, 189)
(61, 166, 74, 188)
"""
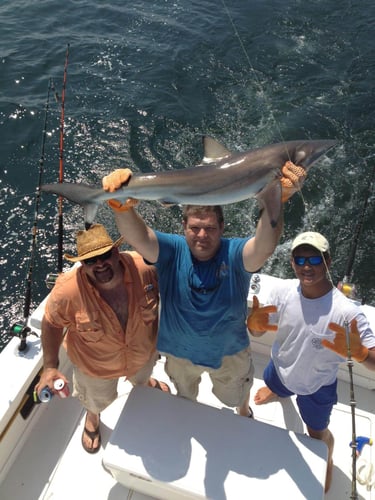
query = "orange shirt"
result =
(44, 252, 159, 379)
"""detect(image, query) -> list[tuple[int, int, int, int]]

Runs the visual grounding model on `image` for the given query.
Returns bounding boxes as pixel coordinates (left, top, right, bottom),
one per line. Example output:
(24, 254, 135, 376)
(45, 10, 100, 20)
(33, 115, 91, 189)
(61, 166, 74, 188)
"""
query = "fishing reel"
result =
(45, 273, 59, 289)
(10, 321, 38, 354)
(337, 280, 357, 300)
(350, 436, 373, 456)
(10, 321, 32, 352)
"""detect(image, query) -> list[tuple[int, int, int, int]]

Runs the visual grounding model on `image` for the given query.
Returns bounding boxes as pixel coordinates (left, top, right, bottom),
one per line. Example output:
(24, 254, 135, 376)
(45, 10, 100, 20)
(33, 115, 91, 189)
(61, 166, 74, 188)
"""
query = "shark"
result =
(41, 136, 337, 228)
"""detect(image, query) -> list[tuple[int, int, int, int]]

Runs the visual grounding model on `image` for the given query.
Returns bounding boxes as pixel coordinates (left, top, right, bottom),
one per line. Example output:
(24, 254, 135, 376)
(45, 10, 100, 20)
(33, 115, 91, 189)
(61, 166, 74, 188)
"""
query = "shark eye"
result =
(295, 151, 307, 164)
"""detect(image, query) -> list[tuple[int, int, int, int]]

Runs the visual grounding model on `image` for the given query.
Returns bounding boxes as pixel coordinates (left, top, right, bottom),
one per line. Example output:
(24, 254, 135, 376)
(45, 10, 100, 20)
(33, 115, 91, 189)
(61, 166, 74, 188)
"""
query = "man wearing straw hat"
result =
(36, 223, 168, 453)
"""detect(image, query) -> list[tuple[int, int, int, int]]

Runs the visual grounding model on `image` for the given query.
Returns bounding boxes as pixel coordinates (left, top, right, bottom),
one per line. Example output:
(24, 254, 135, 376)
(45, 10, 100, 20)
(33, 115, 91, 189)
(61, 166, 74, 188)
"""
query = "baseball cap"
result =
(291, 231, 330, 253)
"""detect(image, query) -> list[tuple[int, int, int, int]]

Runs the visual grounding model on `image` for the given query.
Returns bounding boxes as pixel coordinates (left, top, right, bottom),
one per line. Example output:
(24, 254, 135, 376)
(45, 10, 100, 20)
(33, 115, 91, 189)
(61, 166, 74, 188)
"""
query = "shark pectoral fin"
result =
(256, 180, 282, 228)
(83, 203, 99, 227)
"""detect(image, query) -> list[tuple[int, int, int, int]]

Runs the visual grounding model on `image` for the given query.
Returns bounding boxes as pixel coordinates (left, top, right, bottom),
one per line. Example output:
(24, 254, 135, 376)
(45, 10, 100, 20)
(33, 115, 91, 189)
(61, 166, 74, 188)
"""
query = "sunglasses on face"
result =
(293, 255, 324, 266)
(83, 248, 113, 266)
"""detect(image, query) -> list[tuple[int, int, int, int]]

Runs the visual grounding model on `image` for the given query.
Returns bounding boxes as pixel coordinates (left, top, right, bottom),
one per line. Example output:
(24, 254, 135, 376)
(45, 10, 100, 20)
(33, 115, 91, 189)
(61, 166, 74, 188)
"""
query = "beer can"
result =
(38, 386, 54, 403)
(53, 378, 69, 398)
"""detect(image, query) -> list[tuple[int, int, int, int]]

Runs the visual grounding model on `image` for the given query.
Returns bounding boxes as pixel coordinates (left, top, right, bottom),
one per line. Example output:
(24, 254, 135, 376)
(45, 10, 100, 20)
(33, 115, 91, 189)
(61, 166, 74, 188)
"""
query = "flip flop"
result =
(236, 406, 254, 419)
(81, 417, 101, 454)
(148, 378, 171, 393)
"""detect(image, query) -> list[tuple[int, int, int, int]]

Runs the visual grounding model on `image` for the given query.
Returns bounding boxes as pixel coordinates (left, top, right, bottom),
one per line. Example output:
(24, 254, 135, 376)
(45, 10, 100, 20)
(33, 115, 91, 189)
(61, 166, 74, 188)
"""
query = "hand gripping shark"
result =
(41, 136, 336, 227)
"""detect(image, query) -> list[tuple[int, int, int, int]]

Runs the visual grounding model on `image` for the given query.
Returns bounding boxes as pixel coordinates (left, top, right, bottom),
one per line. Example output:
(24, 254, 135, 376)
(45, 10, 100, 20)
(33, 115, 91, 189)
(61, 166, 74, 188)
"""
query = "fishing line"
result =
(220, 3, 339, 289)
(341, 156, 375, 290)
(220, 0, 286, 148)
(57, 43, 70, 272)
(220, 0, 316, 228)
(50, 79, 60, 103)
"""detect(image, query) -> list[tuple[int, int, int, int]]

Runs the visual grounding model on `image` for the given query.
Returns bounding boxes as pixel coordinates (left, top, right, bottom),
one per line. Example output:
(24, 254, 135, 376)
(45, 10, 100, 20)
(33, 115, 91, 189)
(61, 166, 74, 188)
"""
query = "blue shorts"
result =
(263, 359, 338, 431)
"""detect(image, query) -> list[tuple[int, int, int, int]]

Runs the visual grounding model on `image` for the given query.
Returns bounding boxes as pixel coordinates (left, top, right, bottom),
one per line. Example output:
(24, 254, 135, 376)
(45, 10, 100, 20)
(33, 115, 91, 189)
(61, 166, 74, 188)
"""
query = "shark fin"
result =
(201, 136, 231, 164)
(256, 179, 282, 228)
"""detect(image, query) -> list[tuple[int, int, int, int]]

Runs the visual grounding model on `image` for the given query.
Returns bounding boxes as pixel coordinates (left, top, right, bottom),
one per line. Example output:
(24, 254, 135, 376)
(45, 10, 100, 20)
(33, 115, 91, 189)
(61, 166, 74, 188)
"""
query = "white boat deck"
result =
(1, 348, 374, 500)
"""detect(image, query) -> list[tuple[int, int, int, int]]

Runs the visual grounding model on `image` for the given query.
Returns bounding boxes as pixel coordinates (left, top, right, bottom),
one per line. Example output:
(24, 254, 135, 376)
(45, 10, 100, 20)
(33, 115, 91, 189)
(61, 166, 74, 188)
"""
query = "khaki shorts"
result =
(72, 351, 159, 414)
(164, 346, 254, 408)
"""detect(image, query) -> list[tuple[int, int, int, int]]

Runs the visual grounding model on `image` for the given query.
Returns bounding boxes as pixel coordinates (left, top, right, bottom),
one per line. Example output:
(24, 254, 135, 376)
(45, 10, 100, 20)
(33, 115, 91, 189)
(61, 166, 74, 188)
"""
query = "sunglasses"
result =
(188, 263, 223, 294)
(293, 255, 324, 266)
(83, 248, 113, 266)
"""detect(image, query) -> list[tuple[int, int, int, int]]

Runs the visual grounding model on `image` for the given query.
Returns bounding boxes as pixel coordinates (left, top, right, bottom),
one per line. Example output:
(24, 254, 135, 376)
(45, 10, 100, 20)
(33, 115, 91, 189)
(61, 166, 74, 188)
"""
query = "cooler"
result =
(103, 386, 327, 499)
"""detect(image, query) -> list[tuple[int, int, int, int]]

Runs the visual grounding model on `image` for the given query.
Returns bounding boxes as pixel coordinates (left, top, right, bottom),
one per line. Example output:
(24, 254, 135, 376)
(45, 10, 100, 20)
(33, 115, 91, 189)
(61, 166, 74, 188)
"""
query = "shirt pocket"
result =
(75, 310, 105, 343)
(310, 327, 334, 351)
(139, 283, 159, 324)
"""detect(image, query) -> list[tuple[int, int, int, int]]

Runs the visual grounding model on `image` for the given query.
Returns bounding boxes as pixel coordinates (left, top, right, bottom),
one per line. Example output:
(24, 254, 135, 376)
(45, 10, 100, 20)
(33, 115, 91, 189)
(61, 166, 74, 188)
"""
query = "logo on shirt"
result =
(218, 261, 229, 278)
(311, 337, 324, 350)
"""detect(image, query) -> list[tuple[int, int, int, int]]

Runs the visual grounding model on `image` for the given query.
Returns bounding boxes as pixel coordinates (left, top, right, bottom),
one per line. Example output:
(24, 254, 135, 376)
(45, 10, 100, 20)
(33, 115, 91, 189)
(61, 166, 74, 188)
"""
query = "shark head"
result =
(292, 140, 337, 169)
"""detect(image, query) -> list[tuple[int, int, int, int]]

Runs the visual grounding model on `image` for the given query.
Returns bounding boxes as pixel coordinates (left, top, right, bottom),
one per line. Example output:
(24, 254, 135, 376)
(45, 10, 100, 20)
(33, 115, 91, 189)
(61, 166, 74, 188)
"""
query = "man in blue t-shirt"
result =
(102, 163, 304, 417)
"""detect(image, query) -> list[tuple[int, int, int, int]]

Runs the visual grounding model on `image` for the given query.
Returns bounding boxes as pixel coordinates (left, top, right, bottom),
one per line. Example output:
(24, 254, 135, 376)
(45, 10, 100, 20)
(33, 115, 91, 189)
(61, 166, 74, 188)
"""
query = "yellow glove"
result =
(247, 295, 278, 332)
(280, 161, 307, 203)
(102, 168, 133, 193)
(322, 319, 369, 362)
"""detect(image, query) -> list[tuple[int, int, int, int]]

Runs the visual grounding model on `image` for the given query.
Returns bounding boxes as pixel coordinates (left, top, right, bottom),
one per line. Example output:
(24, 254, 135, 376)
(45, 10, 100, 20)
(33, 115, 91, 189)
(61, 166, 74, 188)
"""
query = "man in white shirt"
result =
(247, 231, 375, 492)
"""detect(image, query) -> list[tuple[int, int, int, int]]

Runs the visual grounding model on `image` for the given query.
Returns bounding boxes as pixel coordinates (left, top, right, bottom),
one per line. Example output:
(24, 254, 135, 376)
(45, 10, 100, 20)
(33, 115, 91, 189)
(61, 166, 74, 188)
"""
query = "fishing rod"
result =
(57, 43, 70, 273)
(342, 159, 375, 494)
(10, 79, 54, 351)
(334, 161, 375, 497)
(345, 320, 359, 500)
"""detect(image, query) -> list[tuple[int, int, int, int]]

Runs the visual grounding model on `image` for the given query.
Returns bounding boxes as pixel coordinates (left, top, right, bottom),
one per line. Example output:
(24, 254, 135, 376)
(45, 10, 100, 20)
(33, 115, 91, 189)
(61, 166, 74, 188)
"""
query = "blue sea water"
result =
(1, 0, 375, 349)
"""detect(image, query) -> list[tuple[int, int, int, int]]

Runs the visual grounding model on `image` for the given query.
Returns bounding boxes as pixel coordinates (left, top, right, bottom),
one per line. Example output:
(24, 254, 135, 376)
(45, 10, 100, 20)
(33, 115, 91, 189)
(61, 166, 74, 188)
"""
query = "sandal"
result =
(247, 406, 254, 419)
(236, 406, 254, 419)
(81, 415, 101, 454)
(148, 378, 171, 393)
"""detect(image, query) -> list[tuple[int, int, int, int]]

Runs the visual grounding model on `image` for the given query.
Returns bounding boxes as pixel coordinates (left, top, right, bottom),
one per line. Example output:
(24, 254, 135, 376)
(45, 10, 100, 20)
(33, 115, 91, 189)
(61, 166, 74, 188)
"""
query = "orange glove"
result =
(107, 198, 139, 212)
(103, 168, 139, 211)
(280, 161, 307, 203)
(247, 295, 278, 332)
(102, 168, 133, 193)
(322, 319, 369, 362)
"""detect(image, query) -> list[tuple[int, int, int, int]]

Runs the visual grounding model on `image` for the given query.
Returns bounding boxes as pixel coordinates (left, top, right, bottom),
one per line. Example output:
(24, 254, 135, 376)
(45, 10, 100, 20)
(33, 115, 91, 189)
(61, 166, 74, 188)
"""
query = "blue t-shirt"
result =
(155, 231, 251, 368)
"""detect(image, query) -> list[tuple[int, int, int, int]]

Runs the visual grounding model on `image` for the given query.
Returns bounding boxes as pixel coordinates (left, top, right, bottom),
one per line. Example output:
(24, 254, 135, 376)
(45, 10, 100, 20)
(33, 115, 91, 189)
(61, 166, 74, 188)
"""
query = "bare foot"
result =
(254, 386, 277, 405)
(148, 377, 171, 392)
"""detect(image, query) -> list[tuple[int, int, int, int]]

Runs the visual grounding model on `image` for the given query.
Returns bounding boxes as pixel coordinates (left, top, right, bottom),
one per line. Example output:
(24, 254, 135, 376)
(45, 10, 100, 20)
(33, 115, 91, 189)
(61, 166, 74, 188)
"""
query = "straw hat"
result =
(64, 224, 124, 263)
(291, 231, 330, 253)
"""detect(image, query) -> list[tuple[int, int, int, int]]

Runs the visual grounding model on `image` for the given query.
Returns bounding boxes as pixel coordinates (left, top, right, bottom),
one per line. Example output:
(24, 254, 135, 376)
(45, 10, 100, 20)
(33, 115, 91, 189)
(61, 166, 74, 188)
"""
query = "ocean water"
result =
(1, 0, 375, 349)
